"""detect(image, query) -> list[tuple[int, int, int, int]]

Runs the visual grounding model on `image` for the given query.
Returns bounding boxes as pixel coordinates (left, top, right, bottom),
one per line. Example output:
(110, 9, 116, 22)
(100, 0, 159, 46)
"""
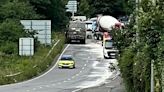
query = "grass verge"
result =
(0, 32, 65, 85)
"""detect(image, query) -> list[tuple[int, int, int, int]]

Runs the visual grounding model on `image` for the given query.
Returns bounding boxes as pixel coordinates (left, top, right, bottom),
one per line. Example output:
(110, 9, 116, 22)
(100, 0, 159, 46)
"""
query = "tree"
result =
(0, 0, 41, 21)
(78, 0, 90, 17)
(24, 0, 69, 29)
(86, 0, 134, 18)
(0, 19, 26, 54)
(111, 0, 163, 92)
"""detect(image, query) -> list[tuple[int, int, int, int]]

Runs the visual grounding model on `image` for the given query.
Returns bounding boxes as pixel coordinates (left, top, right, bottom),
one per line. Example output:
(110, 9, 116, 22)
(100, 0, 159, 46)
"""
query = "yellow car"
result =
(58, 55, 75, 69)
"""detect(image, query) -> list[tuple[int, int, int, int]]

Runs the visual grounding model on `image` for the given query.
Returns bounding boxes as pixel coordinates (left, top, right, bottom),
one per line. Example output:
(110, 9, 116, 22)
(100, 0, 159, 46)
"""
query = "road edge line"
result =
(0, 44, 70, 88)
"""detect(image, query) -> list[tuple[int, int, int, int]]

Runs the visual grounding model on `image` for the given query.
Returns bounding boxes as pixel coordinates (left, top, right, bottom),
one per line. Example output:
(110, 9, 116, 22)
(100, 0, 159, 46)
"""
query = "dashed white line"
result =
(32, 88, 36, 90)
(0, 44, 70, 89)
(45, 85, 50, 87)
(72, 88, 82, 92)
(67, 78, 71, 81)
(63, 81, 67, 82)
(72, 76, 75, 79)
(82, 67, 85, 70)
(76, 74, 79, 76)
(52, 84, 56, 86)
(39, 86, 42, 89)
(84, 64, 87, 66)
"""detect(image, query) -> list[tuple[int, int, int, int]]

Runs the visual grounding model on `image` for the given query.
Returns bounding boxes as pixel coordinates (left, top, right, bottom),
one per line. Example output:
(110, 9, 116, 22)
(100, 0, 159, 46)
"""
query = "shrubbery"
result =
(111, 0, 163, 92)
(0, 32, 65, 85)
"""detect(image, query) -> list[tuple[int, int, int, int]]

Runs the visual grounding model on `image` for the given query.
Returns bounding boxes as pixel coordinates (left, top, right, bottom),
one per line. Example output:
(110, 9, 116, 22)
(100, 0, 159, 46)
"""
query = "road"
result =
(0, 39, 122, 92)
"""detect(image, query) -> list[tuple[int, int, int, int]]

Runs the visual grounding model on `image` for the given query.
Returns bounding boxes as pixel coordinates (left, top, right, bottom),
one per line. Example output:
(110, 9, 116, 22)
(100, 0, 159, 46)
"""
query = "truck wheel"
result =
(93, 35, 97, 40)
(97, 35, 99, 40)
(104, 55, 108, 59)
(83, 39, 86, 44)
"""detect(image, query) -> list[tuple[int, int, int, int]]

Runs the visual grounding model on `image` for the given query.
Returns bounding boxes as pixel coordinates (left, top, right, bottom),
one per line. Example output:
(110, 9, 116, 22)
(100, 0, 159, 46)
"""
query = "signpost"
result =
(66, 0, 77, 18)
(19, 38, 34, 56)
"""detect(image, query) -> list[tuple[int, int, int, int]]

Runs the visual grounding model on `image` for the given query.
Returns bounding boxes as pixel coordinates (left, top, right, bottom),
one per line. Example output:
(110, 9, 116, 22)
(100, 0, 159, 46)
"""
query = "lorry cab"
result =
(103, 32, 118, 59)
(85, 20, 93, 39)
(65, 21, 86, 44)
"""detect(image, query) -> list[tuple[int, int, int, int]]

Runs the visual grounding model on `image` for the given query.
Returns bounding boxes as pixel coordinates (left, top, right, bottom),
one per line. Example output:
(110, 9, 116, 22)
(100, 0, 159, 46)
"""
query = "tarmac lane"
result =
(0, 39, 124, 92)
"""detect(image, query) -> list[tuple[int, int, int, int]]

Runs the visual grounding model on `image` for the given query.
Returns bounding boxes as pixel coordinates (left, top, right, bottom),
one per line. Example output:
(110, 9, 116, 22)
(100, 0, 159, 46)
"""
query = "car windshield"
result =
(105, 40, 113, 49)
(61, 56, 73, 60)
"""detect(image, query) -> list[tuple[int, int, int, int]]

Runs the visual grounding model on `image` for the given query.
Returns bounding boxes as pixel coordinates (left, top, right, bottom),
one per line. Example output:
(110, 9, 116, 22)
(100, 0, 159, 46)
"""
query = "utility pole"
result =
(135, 0, 140, 43)
(151, 1, 156, 92)
(151, 60, 154, 92)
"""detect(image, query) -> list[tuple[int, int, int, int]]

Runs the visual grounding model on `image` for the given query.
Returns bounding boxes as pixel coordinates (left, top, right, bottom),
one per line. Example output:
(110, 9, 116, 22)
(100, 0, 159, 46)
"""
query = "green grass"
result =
(0, 32, 65, 85)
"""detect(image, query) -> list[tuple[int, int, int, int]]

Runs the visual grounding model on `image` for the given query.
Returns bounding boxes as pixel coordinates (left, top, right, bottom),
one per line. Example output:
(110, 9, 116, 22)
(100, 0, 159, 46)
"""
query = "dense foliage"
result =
(0, 0, 68, 55)
(0, 0, 68, 84)
(78, 0, 135, 18)
(111, 0, 164, 92)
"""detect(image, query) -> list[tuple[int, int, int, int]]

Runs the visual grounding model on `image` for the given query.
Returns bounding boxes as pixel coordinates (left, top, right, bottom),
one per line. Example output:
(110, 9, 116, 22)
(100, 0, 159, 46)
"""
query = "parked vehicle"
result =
(65, 21, 86, 44)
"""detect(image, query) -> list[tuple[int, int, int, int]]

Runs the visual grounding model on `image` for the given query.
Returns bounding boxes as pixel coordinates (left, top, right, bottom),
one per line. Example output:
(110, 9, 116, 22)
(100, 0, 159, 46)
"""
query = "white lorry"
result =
(102, 32, 119, 59)
(85, 20, 93, 39)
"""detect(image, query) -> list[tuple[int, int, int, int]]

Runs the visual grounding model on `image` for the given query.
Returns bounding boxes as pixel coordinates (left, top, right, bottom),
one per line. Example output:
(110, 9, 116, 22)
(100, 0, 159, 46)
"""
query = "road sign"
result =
(66, 0, 77, 13)
(20, 20, 51, 45)
(19, 38, 34, 56)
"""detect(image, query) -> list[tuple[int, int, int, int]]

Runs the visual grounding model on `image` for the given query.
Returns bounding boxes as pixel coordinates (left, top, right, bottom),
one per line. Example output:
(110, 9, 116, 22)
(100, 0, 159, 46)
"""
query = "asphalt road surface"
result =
(0, 39, 123, 92)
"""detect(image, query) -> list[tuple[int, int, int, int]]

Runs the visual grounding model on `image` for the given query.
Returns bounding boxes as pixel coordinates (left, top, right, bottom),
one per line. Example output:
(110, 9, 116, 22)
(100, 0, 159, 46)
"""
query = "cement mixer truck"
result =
(93, 15, 122, 40)
(93, 15, 121, 59)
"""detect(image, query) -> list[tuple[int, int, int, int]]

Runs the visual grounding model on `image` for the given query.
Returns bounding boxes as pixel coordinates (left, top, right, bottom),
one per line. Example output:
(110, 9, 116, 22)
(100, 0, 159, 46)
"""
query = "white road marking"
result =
(0, 43, 70, 88)
(76, 74, 79, 76)
(45, 85, 50, 87)
(72, 76, 75, 79)
(72, 88, 82, 92)
(0, 44, 70, 87)
(39, 86, 42, 89)
(26, 90, 30, 92)
(32, 88, 36, 90)
(82, 67, 85, 70)
(52, 84, 56, 86)
(63, 81, 67, 82)
(84, 64, 87, 66)
(67, 79, 71, 81)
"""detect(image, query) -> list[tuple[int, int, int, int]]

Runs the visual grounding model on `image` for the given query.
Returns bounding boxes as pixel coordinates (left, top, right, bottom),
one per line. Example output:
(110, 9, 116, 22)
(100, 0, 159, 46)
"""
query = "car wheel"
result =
(81, 39, 86, 44)
(73, 65, 75, 68)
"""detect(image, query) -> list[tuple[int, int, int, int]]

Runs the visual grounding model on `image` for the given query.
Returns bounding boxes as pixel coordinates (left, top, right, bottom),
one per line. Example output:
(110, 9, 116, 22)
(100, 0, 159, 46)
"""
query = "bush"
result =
(0, 32, 65, 85)
(119, 47, 135, 92)
(0, 42, 17, 54)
